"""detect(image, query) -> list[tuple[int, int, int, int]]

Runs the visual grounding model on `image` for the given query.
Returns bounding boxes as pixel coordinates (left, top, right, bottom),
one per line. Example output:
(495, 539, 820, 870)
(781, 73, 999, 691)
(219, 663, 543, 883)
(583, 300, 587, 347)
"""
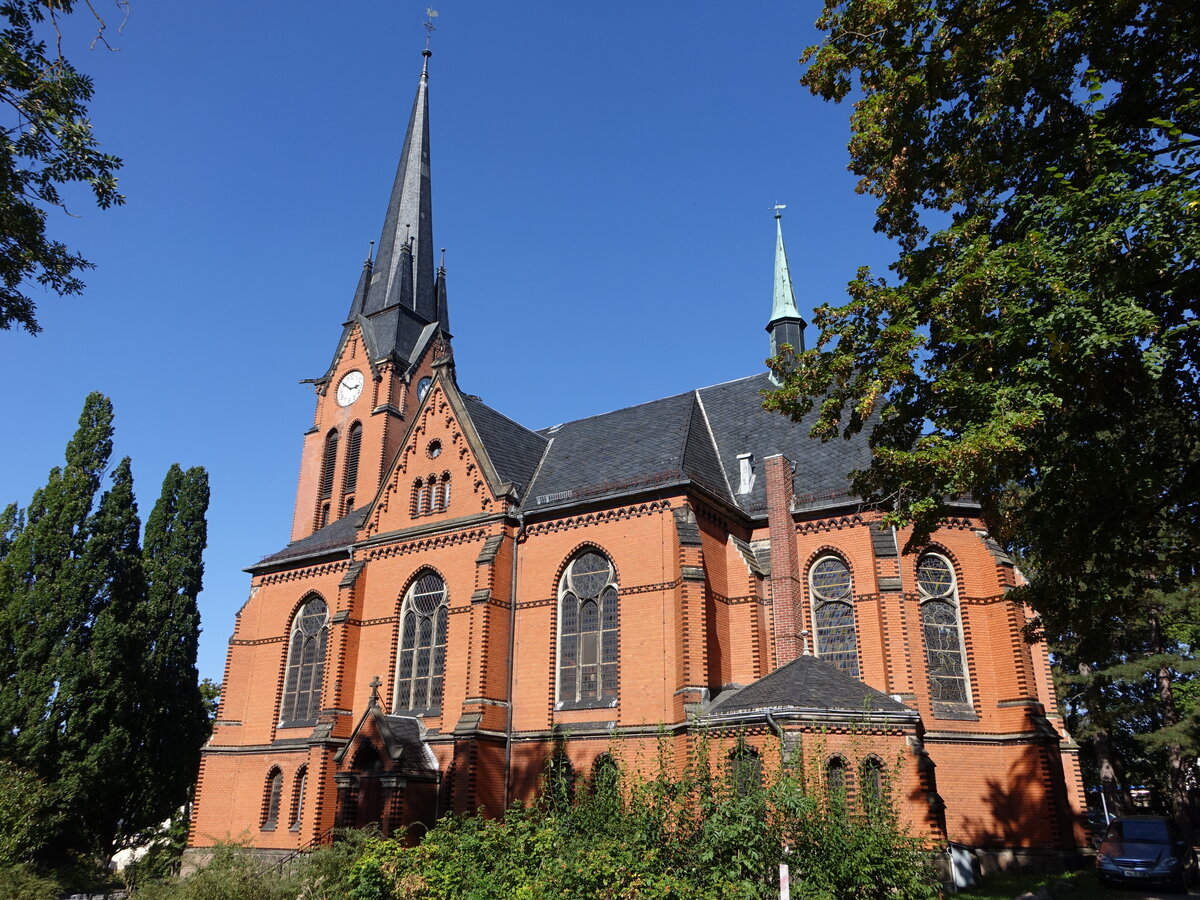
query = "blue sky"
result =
(0, 1, 898, 684)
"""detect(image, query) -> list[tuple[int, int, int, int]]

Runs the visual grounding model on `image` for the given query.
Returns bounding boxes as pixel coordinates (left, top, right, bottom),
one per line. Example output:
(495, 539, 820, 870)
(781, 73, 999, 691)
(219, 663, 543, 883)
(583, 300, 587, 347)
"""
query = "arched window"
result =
(825, 755, 848, 801)
(263, 768, 283, 829)
(809, 555, 860, 678)
(395, 572, 448, 712)
(281, 596, 329, 725)
(917, 554, 973, 717)
(728, 744, 763, 798)
(557, 550, 619, 706)
(591, 753, 620, 798)
(439, 472, 451, 510)
(343, 422, 362, 495)
(859, 756, 885, 811)
(319, 429, 339, 500)
(290, 766, 307, 831)
(545, 749, 574, 810)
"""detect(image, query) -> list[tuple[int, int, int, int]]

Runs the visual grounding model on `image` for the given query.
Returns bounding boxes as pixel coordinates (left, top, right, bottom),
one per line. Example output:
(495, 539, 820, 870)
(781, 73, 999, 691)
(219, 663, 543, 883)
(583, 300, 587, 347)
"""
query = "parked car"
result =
(1095, 815, 1198, 893)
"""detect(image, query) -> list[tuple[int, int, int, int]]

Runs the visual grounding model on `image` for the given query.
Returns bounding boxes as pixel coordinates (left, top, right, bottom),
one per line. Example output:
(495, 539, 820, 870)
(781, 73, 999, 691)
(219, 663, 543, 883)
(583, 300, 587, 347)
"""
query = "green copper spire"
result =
(765, 206, 806, 383)
(769, 207, 801, 325)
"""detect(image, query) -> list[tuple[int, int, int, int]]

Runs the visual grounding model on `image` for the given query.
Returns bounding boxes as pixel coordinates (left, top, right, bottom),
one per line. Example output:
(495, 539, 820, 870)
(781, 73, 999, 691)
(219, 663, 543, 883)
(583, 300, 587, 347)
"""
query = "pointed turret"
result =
(435, 249, 450, 336)
(345, 255, 374, 323)
(765, 207, 805, 384)
(364, 48, 436, 324)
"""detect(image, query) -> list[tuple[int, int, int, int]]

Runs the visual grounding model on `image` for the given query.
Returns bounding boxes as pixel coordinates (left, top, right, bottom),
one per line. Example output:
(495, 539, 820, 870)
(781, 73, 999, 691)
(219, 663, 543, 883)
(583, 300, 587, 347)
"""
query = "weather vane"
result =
(773, 202, 787, 219)
(425, 7, 439, 48)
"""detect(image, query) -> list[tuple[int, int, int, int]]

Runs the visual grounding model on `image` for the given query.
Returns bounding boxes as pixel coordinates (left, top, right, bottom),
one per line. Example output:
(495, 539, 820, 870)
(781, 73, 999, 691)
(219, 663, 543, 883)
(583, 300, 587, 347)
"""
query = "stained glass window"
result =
(917, 554, 973, 716)
(281, 596, 328, 725)
(810, 556, 860, 678)
(395, 572, 448, 713)
(558, 551, 618, 705)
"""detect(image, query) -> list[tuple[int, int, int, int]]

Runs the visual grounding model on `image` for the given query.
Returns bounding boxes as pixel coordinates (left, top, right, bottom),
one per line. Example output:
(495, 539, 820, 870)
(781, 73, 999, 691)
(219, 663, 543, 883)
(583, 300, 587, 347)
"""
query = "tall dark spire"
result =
(363, 49, 435, 321)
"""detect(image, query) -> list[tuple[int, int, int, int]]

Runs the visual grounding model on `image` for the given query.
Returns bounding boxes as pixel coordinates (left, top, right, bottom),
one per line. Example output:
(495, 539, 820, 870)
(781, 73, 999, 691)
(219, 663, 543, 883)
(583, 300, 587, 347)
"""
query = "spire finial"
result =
(439, 247, 446, 271)
(367, 240, 375, 263)
(368, 675, 382, 707)
(773, 202, 786, 221)
(423, 8, 438, 73)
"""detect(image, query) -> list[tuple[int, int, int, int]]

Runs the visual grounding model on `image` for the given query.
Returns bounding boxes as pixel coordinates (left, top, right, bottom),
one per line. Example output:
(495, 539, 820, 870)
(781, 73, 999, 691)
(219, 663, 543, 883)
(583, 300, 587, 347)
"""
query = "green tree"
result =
(769, 0, 1200, 817)
(0, 393, 210, 871)
(131, 464, 210, 843)
(0, 0, 124, 333)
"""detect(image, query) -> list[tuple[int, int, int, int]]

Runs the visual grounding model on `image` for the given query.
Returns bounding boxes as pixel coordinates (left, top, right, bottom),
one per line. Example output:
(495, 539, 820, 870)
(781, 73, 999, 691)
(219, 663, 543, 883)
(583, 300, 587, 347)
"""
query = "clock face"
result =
(336, 370, 364, 407)
(417, 376, 432, 401)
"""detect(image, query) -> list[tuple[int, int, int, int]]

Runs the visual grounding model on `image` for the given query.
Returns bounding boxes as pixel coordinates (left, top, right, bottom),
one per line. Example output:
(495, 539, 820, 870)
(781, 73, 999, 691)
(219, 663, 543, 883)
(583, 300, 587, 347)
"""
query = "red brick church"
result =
(188, 48, 1087, 865)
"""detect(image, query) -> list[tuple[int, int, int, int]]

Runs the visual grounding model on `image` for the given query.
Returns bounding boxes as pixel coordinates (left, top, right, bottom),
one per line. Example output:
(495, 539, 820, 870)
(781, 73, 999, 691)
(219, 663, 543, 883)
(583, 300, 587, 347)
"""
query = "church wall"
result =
(512, 500, 679, 732)
(926, 740, 1074, 849)
(218, 566, 349, 747)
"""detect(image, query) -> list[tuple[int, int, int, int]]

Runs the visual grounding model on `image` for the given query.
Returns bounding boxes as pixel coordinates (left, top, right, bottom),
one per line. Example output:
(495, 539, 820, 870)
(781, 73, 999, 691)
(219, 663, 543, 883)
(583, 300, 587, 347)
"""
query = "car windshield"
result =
(1106, 820, 1171, 844)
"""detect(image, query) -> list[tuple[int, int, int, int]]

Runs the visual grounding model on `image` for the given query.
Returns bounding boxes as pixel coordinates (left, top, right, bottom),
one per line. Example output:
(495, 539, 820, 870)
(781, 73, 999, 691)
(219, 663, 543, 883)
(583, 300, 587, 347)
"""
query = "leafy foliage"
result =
(0, 393, 210, 871)
(769, 0, 1200, 815)
(0, 0, 125, 333)
(345, 736, 937, 900)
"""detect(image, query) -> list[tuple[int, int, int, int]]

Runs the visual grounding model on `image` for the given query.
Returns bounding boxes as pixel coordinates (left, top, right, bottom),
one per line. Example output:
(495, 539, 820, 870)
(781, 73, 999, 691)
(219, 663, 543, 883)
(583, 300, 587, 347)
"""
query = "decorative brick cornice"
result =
(796, 514, 865, 535)
(363, 527, 489, 561)
(259, 560, 351, 587)
(524, 500, 672, 537)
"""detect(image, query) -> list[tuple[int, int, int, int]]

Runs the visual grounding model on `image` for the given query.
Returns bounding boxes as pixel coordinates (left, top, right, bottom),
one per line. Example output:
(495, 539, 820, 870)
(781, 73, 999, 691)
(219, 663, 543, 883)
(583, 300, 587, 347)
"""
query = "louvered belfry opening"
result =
(343, 423, 362, 494)
(319, 430, 339, 500)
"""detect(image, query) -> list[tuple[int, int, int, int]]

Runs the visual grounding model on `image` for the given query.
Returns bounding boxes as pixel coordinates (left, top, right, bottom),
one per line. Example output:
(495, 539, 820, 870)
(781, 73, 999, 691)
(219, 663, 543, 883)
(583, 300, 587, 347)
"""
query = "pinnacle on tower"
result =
(766, 206, 806, 383)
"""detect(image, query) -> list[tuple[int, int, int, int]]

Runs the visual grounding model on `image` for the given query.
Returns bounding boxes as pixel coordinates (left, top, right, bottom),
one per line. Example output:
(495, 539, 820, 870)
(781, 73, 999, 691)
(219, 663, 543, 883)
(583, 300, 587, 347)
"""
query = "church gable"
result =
(365, 377, 512, 535)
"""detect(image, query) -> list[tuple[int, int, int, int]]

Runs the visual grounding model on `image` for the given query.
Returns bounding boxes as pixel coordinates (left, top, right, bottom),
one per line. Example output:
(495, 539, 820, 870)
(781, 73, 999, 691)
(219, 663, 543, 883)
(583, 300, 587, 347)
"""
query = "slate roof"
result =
(697, 373, 871, 513)
(705, 654, 915, 718)
(461, 395, 548, 496)
(250, 508, 365, 570)
(521, 372, 871, 515)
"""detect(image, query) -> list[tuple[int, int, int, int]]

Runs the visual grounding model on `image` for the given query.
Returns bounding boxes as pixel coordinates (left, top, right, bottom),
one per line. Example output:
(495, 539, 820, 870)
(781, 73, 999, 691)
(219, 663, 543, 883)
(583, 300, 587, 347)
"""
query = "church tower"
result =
(290, 49, 452, 542)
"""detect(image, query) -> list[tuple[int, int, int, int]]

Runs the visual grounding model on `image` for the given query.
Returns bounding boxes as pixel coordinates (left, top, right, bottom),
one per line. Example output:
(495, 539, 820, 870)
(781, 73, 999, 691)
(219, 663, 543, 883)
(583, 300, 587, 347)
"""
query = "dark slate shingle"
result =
(460, 395, 548, 494)
(706, 654, 913, 716)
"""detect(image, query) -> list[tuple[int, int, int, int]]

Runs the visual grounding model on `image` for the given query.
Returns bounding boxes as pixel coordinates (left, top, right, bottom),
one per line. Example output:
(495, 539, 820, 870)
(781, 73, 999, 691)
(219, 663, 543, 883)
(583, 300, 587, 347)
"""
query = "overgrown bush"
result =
(347, 734, 939, 900)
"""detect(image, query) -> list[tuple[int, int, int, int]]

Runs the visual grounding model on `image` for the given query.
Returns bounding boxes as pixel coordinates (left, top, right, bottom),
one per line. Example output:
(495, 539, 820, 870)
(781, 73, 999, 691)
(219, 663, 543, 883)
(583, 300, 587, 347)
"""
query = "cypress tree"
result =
(0, 395, 211, 870)
(0, 392, 114, 779)
(135, 464, 210, 835)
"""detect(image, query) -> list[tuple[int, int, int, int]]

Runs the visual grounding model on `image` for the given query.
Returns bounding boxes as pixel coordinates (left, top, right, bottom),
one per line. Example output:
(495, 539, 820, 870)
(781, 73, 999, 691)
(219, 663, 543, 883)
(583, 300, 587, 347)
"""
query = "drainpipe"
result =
(503, 513, 526, 809)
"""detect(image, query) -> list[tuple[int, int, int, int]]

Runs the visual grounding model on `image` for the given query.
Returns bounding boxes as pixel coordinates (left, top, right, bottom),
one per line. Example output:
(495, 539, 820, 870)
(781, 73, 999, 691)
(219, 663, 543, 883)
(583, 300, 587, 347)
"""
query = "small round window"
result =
(427, 439, 442, 459)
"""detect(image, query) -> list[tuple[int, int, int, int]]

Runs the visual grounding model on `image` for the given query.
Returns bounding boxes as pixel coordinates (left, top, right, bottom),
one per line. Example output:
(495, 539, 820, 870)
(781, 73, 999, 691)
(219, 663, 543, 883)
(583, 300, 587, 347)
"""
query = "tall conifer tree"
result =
(135, 463, 210, 838)
(0, 395, 210, 868)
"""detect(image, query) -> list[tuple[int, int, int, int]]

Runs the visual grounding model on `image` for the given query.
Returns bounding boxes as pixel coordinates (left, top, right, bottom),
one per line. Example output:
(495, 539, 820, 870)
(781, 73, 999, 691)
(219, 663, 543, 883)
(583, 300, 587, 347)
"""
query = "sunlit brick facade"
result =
(188, 51, 1087, 867)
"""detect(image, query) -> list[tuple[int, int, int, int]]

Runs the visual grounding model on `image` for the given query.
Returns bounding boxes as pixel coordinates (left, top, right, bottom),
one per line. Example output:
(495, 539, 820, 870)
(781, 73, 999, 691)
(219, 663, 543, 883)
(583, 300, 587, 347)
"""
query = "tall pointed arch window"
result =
(343, 422, 362, 495)
(281, 596, 329, 726)
(557, 550, 619, 707)
(917, 554, 974, 718)
(319, 430, 339, 499)
(810, 555, 860, 678)
(262, 768, 283, 830)
(395, 572, 448, 713)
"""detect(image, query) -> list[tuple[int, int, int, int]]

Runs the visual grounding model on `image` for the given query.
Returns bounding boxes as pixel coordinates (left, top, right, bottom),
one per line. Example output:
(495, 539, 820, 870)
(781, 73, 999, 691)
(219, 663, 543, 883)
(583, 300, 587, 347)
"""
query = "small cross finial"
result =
(773, 203, 787, 221)
(368, 675, 382, 706)
(423, 8, 438, 61)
